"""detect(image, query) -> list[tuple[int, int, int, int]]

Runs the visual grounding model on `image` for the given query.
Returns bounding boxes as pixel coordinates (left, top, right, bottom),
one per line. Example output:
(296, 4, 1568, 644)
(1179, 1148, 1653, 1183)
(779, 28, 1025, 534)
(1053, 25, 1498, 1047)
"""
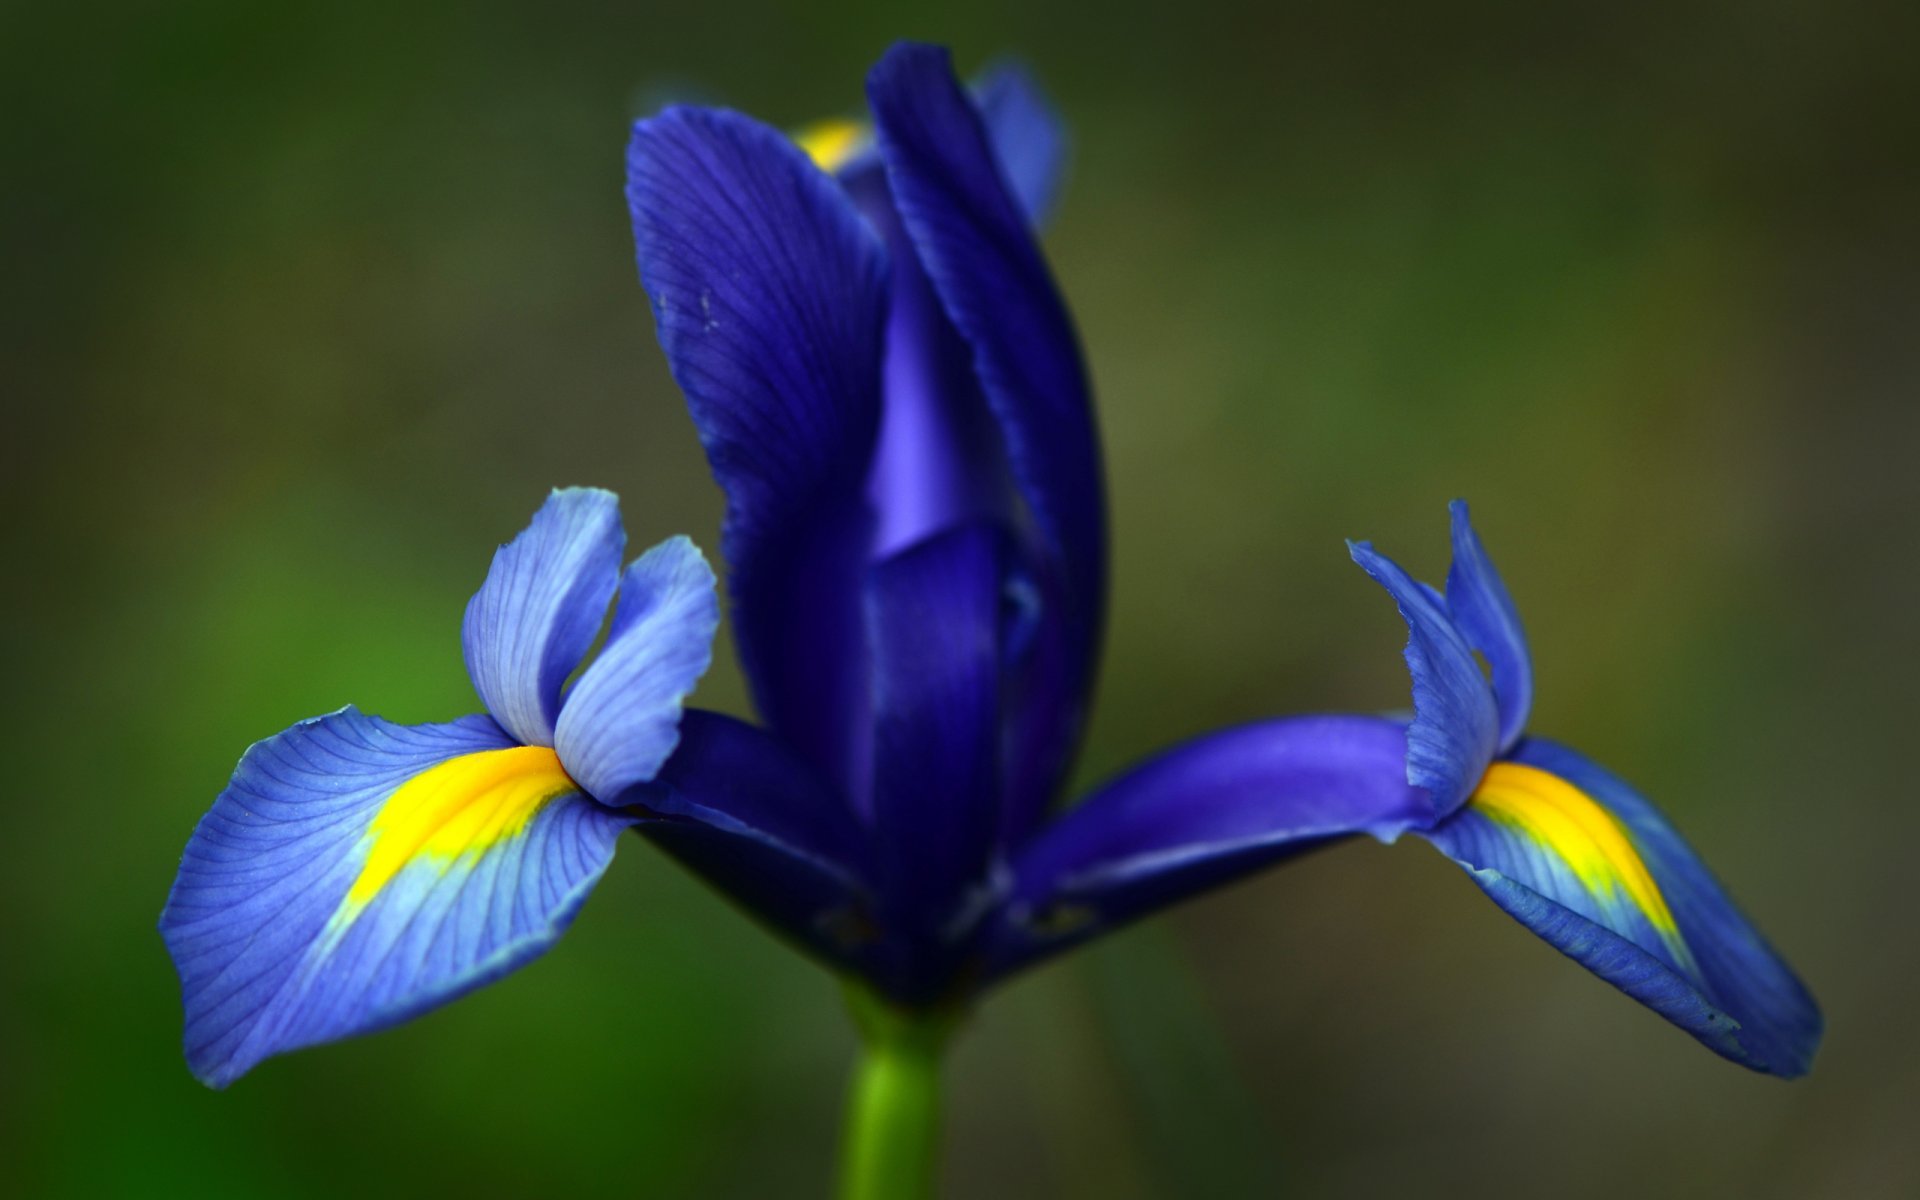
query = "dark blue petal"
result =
(972, 59, 1068, 228)
(864, 525, 1004, 982)
(994, 556, 1081, 843)
(842, 158, 1017, 564)
(627, 105, 888, 795)
(553, 536, 719, 804)
(160, 710, 631, 1087)
(1350, 538, 1499, 820)
(641, 710, 877, 974)
(987, 716, 1426, 979)
(1420, 740, 1821, 1076)
(1444, 500, 1533, 754)
(461, 489, 623, 746)
(867, 43, 1107, 755)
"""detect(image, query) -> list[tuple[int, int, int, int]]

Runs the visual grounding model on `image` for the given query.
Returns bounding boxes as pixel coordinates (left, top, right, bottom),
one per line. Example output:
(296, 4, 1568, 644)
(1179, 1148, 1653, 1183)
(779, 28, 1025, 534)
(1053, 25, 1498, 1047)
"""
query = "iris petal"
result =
(1350, 538, 1500, 819)
(553, 536, 719, 804)
(972, 59, 1068, 228)
(865, 40, 1103, 615)
(461, 488, 623, 746)
(987, 716, 1425, 979)
(1443, 500, 1533, 753)
(1420, 742, 1821, 1076)
(867, 42, 1107, 723)
(627, 104, 888, 796)
(864, 524, 1004, 992)
(847, 150, 1016, 563)
(640, 710, 877, 974)
(160, 709, 630, 1087)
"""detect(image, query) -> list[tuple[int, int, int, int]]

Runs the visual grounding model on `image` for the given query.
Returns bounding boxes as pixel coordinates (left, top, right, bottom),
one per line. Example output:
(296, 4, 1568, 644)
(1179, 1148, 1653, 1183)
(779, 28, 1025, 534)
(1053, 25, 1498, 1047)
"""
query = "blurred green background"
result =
(6, 0, 1915, 1195)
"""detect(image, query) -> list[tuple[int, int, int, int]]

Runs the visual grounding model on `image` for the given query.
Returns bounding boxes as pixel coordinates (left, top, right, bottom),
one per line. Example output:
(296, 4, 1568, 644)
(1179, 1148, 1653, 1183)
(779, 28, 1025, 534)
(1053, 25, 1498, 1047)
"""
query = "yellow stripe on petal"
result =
(347, 746, 580, 907)
(1470, 762, 1695, 969)
(794, 118, 868, 173)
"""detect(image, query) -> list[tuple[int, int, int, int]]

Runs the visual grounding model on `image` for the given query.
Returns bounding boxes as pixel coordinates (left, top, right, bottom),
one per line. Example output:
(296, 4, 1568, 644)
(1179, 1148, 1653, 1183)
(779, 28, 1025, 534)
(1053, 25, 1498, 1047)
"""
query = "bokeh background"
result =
(6, 1, 1915, 1195)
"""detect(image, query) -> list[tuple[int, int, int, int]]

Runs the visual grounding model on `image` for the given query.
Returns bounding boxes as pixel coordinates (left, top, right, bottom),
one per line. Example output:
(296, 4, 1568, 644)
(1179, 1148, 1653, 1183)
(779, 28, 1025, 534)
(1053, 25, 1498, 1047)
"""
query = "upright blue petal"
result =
(864, 524, 1004, 988)
(867, 45, 1107, 749)
(993, 555, 1079, 844)
(627, 105, 888, 797)
(972, 59, 1068, 228)
(640, 710, 878, 974)
(987, 716, 1426, 979)
(1419, 738, 1820, 1077)
(1350, 539, 1500, 819)
(462, 489, 623, 747)
(840, 151, 1017, 565)
(160, 710, 631, 1087)
(1443, 500, 1532, 753)
(553, 536, 719, 804)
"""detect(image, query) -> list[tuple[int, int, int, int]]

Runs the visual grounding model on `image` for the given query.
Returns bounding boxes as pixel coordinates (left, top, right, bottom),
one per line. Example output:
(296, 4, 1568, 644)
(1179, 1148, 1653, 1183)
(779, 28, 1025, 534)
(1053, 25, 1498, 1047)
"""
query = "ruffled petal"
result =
(640, 710, 877, 974)
(159, 709, 630, 1087)
(1419, 742, 1821, 1076)
(986, 716, 1426, 979)
(864, 524, 1004, 990)
(1350, 538, 1499, 820)
(1444, 500, 1532, 753)
(867, 43, 1106, 747)
(553, 536, 719, 804)
(461, 489, 623, 746)
(973, 58, 1068, 228)
(627, 104, 888, 795)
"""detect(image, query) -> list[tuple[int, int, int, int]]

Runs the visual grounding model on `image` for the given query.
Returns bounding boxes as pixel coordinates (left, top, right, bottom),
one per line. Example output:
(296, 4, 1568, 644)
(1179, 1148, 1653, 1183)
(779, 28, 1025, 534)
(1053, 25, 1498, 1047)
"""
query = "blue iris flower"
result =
(161, 41, 1818, 1090)
(160, 491, 723, 1086)
(1002, 500, 1822, 1077)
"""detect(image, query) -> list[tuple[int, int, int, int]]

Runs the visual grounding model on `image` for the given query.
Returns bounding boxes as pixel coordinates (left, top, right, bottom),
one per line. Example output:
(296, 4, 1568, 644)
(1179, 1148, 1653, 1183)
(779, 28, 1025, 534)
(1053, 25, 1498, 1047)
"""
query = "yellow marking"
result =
(794, 118, 868, 172)
(1470, 762, 1695, 968)
(346, 746, 578, 907)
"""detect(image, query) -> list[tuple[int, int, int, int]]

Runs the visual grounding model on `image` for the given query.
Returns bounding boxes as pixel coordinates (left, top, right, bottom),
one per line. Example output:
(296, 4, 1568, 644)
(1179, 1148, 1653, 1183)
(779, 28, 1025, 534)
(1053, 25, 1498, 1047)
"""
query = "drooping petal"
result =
(639, 710, 878, 974)
(160, 709, 630, 1087)
(986, 716, 1427, 979)
(868, 43, 1107, 727)
(1443, 500, 1532, 753)
(1350, 539, 1499, 820)
(972, 59, 1068, 228)
(864, 524, 1004, 987)
(461, 489, 623, 746)
(1418, 744, 1821, 1076)
(627, 105, 888, 795)
(553, 536, 719, 804)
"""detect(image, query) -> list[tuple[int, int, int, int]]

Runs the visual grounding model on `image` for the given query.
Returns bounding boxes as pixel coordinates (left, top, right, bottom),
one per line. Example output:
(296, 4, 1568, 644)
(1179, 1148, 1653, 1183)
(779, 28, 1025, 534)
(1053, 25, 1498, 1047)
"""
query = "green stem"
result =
(835, 985, 957, 1200)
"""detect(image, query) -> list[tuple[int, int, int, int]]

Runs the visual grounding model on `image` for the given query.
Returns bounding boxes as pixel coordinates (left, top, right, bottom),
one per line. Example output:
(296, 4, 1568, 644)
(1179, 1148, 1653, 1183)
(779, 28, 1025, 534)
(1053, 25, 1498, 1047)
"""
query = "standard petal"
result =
(867, 42, 1107, 729)
(1350, 538, 1500, 819)
(1419, 745, 1821, 1076)
(986, 716, 1426, 979)
(627, 105, 888, 795)
(973, 59, 1068, 228)
(553, 536, 719, 804)
(639, 710, 878, 974)
(1444, 500, 1532, 753)
(864, 525, 1004, 986)
(160, 709, 630, 1087)
(842, 152, 1017, 564)
(461, 488, 623, 746)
